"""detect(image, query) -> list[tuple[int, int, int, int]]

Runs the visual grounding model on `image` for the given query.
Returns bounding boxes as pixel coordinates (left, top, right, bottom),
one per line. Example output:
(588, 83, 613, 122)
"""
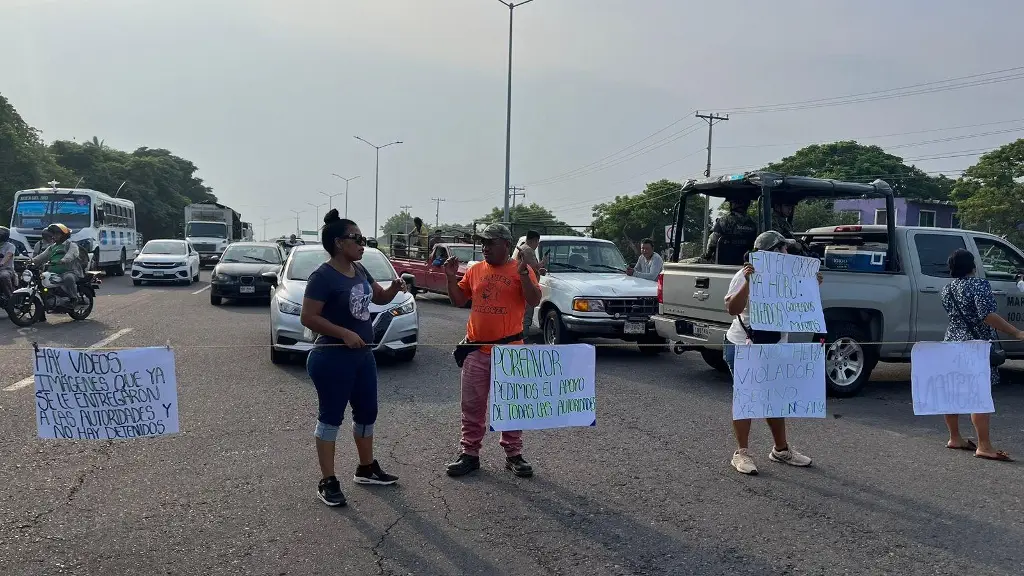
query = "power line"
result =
(509, 187, 526, 212)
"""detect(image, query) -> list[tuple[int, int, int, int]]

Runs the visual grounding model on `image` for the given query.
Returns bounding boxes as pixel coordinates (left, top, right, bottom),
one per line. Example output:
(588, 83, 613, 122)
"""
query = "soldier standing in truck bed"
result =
(770, 198, 810, 256)
(683, 196, 757, 264)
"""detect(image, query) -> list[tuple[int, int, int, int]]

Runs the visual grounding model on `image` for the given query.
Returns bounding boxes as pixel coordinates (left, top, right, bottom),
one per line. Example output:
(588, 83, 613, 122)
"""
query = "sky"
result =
(2, 0, 1024, 239)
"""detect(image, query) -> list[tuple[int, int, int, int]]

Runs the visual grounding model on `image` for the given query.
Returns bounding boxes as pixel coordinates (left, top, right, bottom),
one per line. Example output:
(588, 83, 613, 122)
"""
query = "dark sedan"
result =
(209, 242, 285, 305)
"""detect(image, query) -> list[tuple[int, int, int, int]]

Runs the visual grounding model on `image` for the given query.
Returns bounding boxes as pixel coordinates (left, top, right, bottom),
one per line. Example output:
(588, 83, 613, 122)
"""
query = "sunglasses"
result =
(340, 234, 367, 246)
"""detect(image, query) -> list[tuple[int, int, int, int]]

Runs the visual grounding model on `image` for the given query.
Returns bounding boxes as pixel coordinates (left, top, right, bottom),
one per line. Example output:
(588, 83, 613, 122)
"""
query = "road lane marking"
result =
(3, 327, 134, 392)
(191, 284, 210, 295)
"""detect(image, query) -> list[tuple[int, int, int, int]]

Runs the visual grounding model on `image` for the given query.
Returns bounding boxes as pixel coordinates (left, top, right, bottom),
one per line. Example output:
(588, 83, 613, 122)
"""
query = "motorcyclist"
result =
(31, 223, 84, 303)
(0, 226, 16, 300)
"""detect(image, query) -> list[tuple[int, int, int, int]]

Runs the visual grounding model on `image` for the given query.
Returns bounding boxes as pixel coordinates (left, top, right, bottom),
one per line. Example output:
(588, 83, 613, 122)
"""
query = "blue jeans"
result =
(723, 340, 737, 376)
(307, 346, 378, 441)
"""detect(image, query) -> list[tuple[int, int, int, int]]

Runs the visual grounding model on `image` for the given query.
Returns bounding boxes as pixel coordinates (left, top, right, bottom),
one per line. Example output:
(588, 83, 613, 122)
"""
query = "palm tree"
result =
(85, 136, 105, 149)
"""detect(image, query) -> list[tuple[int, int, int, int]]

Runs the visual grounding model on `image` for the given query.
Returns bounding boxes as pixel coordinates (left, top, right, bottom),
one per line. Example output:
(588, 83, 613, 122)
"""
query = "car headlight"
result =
(21, 270, 33, 283)
(212, 273, 232, 282)
(572, 298, 605, 313)
(173, 261, 186, 267)
(389, 298, 416, 317)
(277, 297, 302, 315)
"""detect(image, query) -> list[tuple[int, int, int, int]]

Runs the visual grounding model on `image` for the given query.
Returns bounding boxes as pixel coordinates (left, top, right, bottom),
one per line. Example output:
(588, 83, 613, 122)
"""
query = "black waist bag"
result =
(737, 318, 782, 345)
(453, 332, 524, 367)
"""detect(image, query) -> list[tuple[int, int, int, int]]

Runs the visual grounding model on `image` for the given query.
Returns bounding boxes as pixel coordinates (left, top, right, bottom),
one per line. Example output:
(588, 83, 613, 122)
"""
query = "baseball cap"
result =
(753, 230, 795, 251)
(474, 223, 513, 243)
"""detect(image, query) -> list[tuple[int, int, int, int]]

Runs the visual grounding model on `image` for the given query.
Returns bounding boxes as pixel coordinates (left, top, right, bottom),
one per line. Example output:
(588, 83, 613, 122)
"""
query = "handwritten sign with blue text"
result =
(34, 347, 180, 440)
(732, 343, 826, 420)
(748, 251, 825, 333)
(489, 344, 596, 431)
(911, 341, 994, 415)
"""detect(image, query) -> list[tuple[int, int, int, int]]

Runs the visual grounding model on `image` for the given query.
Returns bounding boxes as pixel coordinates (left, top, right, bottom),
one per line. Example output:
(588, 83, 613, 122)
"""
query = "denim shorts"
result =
(723, 340, 737, 376)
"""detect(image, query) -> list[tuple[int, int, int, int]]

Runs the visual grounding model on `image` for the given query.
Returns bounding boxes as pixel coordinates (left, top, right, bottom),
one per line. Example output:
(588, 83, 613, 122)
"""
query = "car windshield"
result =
(449, 246, 483, 262)
(221, 245, 282, 264)
(287, 249, 397, 281)
(142, 241, 186, 255)
(186, 222, 227, 238)
(539, 240, 628, 273)
(12, 194, 92, 230)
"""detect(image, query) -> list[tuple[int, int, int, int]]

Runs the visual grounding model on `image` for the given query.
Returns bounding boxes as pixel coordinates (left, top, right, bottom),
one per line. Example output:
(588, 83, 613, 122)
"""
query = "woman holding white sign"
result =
(939, 249, 1021, 462)
(723, 230, 822, 475)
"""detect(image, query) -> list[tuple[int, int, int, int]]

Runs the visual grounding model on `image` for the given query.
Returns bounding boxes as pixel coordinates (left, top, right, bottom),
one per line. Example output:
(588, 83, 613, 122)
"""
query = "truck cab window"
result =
(973, 237, 1024, 281)
(914, 233, 966, 278)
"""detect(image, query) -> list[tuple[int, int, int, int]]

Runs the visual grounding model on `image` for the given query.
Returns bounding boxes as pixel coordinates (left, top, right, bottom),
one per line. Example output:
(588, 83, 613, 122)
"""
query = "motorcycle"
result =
(0, 256, 30, 313)
(6, 262, 102, 327)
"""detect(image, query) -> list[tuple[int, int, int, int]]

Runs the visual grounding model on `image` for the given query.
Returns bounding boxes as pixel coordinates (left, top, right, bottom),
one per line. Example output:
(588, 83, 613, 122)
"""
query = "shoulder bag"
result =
(736, 317, 782, 345)
(453, 332, 524, 367)
(949, 282, 1005, 367)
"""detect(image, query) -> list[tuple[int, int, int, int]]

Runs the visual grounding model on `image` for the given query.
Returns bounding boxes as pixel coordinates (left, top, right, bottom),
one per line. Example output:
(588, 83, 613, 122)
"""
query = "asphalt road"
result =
(1, 272, 1023, 575)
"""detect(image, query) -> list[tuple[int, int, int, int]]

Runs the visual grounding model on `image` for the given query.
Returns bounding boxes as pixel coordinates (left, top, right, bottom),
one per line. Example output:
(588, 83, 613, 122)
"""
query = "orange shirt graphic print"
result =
(459, 260, 538, 352)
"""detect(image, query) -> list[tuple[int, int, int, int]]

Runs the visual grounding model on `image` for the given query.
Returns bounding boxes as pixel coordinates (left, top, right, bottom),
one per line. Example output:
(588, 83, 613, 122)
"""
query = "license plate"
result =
(624, 321, 646, 334)
(240, 286, 255, 294)
(153, 271, 164, 277)
(692, 323, 710, 340)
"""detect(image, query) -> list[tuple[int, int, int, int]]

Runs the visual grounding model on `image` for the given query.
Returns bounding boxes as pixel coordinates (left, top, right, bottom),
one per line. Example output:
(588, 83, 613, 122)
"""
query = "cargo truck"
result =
(184, 202, 243, 266)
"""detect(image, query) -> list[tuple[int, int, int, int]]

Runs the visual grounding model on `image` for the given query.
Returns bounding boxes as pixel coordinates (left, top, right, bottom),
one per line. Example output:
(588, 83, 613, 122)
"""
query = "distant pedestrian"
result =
(626, 238, 663, 280)
(516, 230, 544, 334)
(722, 230, 821, 475)
(301, 209, 408, 506)
(443, 223, 541, 478)
(940, 248, 1021, 461)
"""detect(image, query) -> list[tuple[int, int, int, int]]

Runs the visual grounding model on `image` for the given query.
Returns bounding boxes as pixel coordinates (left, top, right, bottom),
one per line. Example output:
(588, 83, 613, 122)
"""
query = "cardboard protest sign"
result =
(911, 341, 994, 415)
(33, 346, 180, 440)
(489, 344, 596, 432)
(748, 252, 826, 333)
(732, 343, 826, 420)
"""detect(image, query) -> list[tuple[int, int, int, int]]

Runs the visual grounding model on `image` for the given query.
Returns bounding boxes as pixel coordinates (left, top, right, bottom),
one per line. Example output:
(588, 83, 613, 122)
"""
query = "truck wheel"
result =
(700, 348, 730, 373)
(824, 322, 878, 397)
(638, 335, 669, 355)
(542, 310, 574, 345)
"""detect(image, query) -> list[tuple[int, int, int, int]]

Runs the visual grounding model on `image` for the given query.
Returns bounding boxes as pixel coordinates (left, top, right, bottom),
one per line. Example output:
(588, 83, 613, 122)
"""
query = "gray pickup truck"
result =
(653, 172, 1024, 396)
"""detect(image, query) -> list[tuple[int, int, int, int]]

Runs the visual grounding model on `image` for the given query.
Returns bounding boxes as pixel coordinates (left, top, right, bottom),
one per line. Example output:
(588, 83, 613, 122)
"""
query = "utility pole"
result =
(289, 209, 303, 236)
(430, 197, 445, 228)
(695, 111, 729, 249)
(330, 174, 361, 218)
(400, 204, 413, 237)
(261, 217, 270, 241)
(498, 0, 537, 225)
(509, 187, 526, 213)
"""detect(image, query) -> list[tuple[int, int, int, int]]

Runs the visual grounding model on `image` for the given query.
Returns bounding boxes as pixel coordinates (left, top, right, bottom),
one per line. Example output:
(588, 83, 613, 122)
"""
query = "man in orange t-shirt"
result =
(443, 223, 541, 478)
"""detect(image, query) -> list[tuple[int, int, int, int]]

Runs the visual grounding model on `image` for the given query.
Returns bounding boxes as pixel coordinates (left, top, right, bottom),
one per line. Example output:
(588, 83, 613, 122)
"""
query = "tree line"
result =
(0, 94, 216, 241)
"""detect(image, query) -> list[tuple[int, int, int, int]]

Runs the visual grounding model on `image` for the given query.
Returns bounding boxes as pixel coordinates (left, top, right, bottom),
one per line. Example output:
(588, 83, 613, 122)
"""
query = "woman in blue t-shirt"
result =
(301, 209, 407, 507)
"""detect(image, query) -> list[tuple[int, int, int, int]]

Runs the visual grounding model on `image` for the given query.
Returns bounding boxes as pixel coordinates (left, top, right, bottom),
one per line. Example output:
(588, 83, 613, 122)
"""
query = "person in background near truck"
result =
(408, 217, 425, 256)
(33, 229, 53, 257)
(0, 227, 16, 299)
(723, 230, 822, 475)
(700, 197, 757, 264)
(940, 248, 1021, 462)
(770, 198, 810, 256)
(301, 209, 407, 507)
(627, 238, 663, 280)
(517, 230, 545, 334)
(443, 223, 541, 479)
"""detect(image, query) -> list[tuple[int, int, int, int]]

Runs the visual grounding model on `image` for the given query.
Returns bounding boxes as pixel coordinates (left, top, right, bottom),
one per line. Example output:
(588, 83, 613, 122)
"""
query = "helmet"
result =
(46, 223, 71, 240)
(0, 226, 9, 243)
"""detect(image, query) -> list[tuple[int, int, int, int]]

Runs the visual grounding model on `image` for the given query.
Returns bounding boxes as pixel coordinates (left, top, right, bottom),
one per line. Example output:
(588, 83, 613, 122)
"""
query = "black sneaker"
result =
(353, 460, 399, 486)
(505, 455, 533, 478)
(445, 453, 480, 477)
(317, 476, 346, 507)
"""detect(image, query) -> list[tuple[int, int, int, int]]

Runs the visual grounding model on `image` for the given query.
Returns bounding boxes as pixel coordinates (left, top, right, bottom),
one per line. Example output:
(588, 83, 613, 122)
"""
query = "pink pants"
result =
(460, 350, 523, 457)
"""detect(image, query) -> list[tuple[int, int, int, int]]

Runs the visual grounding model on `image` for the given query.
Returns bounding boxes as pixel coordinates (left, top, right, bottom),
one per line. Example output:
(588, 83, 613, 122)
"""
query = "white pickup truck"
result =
(512, 235, 666, 354)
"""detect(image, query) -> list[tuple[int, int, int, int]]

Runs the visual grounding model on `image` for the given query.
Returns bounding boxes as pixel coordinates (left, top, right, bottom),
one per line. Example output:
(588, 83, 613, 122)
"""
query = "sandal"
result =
(947, 439, 978, 451)
(975, 450, 1013, 462)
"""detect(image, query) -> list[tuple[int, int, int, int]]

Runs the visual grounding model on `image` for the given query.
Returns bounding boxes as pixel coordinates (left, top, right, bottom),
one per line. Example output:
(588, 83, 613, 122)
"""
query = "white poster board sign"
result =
(732, 343, 826, 420)
(33, 347, 180, 440)
(911, 341, 994, 415)
(489, 344, 596, 431)
(748, 251, 825, 333)
(664, 224, 675, 245)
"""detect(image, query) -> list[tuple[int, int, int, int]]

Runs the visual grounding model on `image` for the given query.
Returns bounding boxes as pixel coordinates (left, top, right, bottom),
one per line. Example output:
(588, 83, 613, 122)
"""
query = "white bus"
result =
(8, 184, 138, 276)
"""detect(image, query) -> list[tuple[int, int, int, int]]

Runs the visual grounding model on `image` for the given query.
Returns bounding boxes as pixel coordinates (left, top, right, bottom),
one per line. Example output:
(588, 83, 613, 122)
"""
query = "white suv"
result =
(513, 235, 666, 355)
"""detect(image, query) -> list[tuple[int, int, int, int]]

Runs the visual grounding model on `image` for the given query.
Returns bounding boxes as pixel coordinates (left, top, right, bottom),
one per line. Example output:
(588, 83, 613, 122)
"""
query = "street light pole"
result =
(497, 0, 536, 225)
(355, 137, 402, 239)
(307, 202, 325, 229)
(318, 190, 344, 212)
(289, 209, 303, 236)
(331, 174, 361, 219)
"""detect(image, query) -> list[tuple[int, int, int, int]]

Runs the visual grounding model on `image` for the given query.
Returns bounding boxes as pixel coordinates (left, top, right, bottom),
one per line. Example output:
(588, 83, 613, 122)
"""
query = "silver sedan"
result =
(267, 245, 418, 364)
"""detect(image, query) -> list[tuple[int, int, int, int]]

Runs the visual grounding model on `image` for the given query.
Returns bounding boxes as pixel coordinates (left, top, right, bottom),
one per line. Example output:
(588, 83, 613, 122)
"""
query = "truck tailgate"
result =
(660, 262, 738, 323)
